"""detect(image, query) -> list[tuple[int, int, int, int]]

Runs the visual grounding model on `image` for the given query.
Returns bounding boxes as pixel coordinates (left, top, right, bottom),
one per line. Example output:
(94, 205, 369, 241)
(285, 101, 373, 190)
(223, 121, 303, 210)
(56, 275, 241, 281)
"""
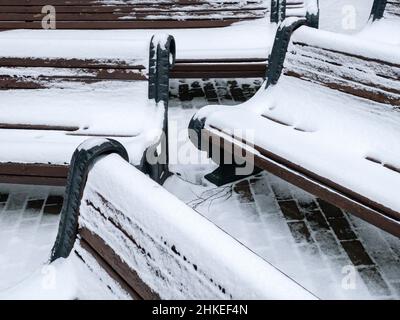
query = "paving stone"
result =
(328, 217, 357, 241)
(317, 199, 344, 219)
(314, 230, 344, 258)
(233, 180, 254, 203)
(5, 193, 27, 212)
(301, 201, 330, 231)
(189, 81, 205, 98)
(203, 82, 219, 103)
(287, 221, 314, 244)
(389, 282, 400, 297)
(341, 240, 374, 266)
(278, 200, 304, 221)
(358, 266, 392, 297)
(43, 195, 64, 215)
(178, 83, 192, 101)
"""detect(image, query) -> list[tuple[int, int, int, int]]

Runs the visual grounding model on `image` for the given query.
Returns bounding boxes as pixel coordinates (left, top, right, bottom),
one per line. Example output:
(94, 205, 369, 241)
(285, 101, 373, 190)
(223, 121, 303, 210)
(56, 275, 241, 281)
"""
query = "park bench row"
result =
(0, 0, 310, 29)
(189, 0, 400, 237)
(0, 0, 318, 186)
(0, 1, 317, 79)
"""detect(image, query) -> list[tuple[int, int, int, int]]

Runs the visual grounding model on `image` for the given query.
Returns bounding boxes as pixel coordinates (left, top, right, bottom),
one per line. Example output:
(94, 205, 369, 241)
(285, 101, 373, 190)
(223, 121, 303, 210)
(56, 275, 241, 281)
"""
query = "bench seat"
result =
(0, 82, 163, 166)
(196, 76, 400, 214)
(190, 22, 400, 237)
(0, 19, 276, 78)
(0, 34, 175, 186)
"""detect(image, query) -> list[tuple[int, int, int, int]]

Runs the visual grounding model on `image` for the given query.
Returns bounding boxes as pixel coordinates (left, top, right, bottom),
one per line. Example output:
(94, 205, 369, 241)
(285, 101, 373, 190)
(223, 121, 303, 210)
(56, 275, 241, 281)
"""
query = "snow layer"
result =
(0, 82, 164, 165)
(198, 75, 400, 214)
(357, 18, 400, 47)
(291, 25, 400, 65)
(79, 154, 316, 299)
(0, 19, 275, 61)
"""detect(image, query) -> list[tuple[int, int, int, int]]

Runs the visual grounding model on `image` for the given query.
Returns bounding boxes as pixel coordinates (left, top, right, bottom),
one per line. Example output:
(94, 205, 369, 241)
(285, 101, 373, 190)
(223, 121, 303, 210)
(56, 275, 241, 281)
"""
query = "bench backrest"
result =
(283, 27, 400, 106)
(0, 1, 316, 29)
(0, 0, 271, 29)
(385, 0, 400, 18)
(0, 34, 174, 94)
(371, 0, 400, 20)
(266, 19, 400, 107)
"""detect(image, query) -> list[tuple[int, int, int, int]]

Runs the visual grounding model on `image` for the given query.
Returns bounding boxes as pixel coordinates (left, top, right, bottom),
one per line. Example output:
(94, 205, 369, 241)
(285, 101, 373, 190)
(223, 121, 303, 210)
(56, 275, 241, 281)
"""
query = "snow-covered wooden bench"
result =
(188, 17, 400, 237)
(0, 0, 318, 78)
(49, 139, 316, 299)
(0, 34, 175, 186)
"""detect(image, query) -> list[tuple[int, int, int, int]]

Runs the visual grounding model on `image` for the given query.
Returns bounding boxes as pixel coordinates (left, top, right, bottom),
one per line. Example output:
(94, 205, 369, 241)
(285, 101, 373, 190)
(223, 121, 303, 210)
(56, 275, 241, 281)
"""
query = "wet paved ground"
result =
(0, 78, 398, 299)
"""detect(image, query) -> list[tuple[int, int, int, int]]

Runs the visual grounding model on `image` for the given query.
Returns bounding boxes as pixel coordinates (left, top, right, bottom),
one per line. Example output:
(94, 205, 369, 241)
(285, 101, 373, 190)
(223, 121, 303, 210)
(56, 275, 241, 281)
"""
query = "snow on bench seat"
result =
(0, 1, 317, 78)
(190, 22, 400, 237)
(0, 34, 175, 185)
(0, 82, 163, 166)
(0, 20, 275, 78)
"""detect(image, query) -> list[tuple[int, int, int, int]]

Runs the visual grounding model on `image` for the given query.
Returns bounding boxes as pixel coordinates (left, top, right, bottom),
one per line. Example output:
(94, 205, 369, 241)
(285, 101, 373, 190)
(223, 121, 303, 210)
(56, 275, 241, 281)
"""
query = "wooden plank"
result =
(77, 238, 142, 300)
(0, 162, 69, 178)
(0, 123, 79, 131)
(171, 61, 267, 78)
(202, 127, 400, 238)
(80, 227, 160, 300)
(0, 4, 268, 13)
(285, 42, 400, 106)
(0, 19, 248, 29)
(0, 174, 67, 186)
(0, 11, 265, 21)
(0, 57, 146, 70)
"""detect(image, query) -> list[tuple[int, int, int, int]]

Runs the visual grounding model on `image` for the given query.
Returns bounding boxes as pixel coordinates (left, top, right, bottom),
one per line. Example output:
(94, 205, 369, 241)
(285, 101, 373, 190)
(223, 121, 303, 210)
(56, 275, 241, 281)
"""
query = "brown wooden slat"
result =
(0, 19, 249, 29)
(80, 227, 160, 300)
(0, 11, 264, 21)
(77, 238, 142, 300)
(0, 57, 145, 69)
(0, 0, 265, 5)
(0, 162, 69, 177)
(202, 127, 400, 238)
(171, 61, 267, 78)
(0, 123, 79, 131)
(0, 4, 267, 13)
(0, 174, 67, 186)
(285, 42, 400, 106)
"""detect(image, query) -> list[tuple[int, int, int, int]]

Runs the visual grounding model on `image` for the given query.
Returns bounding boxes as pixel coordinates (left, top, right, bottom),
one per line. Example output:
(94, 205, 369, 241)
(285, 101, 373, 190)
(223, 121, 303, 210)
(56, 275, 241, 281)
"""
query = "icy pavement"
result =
(166, 79, 400, 300)
(0, 184, 63, 291)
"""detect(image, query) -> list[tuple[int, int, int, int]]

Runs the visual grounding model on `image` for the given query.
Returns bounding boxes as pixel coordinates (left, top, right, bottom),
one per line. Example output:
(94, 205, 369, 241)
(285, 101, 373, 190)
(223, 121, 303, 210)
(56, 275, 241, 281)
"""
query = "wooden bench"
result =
(49, 139, 316, 299)
(0, 1, 318, 78)
(188, 17, 400, 238)
(371, 0, 400, 20)
(0, 34, 176, 186)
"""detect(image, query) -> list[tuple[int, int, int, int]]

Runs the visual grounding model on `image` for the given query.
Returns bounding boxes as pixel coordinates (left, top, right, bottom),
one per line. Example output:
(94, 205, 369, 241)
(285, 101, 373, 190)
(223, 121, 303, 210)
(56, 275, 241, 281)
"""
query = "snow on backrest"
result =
(384, 0, 400, 19)
(0, 0, 270, 30)
(283, 26, 400, 106)
(78, 154, 315, 299)
(285, 0, 316, 19)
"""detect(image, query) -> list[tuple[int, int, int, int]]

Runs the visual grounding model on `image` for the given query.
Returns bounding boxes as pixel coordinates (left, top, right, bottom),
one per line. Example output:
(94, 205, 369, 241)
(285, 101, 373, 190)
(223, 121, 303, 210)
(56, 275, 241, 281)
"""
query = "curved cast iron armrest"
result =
(50, 138, 129, 262)
(370, 0, 388, 21)
(148, 34, 176, 104)
(271, 0, 287, 23)
(266, 18, 310, 86)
